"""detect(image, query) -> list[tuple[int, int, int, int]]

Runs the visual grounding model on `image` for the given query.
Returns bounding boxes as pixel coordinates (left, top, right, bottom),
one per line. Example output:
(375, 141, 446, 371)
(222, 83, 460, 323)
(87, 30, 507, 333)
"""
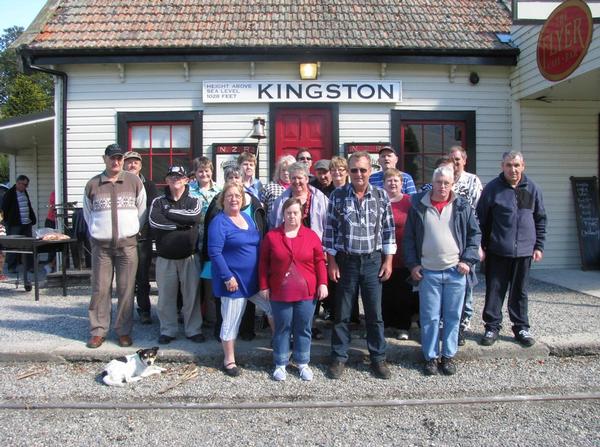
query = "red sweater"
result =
(259, 225, 328, 302)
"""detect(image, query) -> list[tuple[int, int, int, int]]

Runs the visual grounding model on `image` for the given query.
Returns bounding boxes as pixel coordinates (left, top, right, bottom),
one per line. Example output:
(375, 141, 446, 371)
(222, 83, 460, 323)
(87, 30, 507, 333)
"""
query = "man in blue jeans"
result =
(404, 165, 481, 376)
(324, 151, 396, 380)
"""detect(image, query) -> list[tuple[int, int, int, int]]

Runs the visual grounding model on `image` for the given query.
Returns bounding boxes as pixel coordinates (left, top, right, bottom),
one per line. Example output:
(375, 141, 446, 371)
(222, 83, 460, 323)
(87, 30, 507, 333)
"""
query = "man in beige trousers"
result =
(83, 143, 146, 349)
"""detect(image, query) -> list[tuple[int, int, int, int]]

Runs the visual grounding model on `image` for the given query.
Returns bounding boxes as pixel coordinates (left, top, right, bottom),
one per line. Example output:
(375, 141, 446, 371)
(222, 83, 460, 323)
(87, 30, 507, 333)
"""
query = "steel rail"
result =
(1, 392, 599, 411)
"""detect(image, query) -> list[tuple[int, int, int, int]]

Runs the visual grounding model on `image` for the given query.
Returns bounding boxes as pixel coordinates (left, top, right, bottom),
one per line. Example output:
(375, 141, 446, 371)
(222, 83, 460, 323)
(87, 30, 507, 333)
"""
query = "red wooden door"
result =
(274, 108, 333, 168)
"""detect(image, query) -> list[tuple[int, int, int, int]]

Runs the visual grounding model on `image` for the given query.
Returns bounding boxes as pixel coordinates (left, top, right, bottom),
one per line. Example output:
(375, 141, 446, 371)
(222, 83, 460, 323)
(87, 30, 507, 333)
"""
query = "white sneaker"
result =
(272, 365, 287, 381)
(396, 330, 409, 340)
(298, 364, 313, 381)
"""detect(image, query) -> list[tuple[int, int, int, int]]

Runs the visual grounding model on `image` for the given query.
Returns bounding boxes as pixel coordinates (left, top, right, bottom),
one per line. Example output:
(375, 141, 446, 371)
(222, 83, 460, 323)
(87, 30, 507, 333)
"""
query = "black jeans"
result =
(483, 253, 532, 335)
(135, 238, 153, 313)
(332, 251, 386, 363)
(381, 267, 419, 330)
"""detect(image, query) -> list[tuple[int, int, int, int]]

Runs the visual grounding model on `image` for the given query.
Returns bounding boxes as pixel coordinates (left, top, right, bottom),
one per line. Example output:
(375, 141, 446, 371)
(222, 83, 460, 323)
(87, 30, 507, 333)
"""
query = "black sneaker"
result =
(158, 334, 176, 344)
(458, 327, 466, 346)
(480, 330, 498, 346)
(328, 360, 345, 379)
(423, 359, 439, 376)
(440, 356, 457, 375)
(187, 333, 206, 343)
(371, 361, 391, 380)
(515, 329, 536, 347)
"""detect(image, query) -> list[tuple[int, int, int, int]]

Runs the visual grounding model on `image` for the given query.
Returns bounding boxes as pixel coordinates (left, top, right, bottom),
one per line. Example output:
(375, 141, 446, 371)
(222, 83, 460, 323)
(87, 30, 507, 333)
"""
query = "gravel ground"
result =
(0, 356, 598, 446)
(0, 277, 598, 345)
(0, 356, 598, 404)
(0, 275, 599, 446)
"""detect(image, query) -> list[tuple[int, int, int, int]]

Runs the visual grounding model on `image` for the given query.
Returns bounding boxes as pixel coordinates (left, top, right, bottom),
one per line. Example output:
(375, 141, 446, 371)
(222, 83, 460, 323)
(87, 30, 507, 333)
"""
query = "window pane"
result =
(140, 158, 151, 180)
(152, 156, 170, 182)
(404, 125, 422, 153)
(131, 126, 150, 149)
(172, 125, 191, 148)
(423, 154, 442, 184)
(443, 125, 462, 151)
(404, 154, 422, 185)
(172, 155, 191, 172)
(423, 125, 442, 151)
(152, 126, 171, 153)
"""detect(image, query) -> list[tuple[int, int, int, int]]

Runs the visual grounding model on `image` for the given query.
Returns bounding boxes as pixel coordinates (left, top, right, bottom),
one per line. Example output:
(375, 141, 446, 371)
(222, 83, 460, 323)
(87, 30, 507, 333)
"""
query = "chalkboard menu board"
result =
(570, 176, 600, 270)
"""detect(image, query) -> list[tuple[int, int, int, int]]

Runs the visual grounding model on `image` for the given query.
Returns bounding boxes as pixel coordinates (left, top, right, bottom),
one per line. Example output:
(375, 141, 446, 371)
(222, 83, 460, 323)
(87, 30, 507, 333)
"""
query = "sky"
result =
(0, 0, 47, 34)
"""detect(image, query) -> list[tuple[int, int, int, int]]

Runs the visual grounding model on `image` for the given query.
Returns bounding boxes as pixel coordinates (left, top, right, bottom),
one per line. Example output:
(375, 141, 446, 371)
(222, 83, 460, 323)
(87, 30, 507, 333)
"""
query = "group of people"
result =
(80, 141, 546, 380)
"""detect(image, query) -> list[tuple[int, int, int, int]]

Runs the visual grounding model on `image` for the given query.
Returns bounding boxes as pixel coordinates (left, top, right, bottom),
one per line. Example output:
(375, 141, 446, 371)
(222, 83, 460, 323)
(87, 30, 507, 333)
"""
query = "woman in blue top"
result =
(208, 183, 272, 377)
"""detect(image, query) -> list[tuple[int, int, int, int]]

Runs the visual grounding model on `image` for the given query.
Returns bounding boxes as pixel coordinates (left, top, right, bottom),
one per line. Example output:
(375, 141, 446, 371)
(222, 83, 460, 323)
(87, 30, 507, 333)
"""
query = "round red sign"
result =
(537, 0, 594, 82)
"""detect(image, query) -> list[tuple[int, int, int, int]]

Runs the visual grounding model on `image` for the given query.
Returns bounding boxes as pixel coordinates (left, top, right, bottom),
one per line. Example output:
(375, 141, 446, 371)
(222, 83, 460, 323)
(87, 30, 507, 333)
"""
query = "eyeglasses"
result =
(224, 193, 242, 200)
(298, 156, 312, 161)
(350, 168, 368, 174)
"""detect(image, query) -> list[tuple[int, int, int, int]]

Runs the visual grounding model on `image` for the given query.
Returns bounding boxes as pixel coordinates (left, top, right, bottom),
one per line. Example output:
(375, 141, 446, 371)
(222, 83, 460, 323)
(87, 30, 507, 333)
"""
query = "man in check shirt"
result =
(324, 151, 396, 380)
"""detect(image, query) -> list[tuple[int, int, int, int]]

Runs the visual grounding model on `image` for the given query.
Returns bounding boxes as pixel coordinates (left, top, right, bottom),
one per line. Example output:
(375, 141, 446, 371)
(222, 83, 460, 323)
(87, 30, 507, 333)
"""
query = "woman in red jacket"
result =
(259, 197, 328, 381)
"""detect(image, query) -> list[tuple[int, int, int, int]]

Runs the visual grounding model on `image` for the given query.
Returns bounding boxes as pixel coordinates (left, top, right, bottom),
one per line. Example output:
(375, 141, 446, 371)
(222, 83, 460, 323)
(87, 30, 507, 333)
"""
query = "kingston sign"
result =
(203, 81, 402, 103)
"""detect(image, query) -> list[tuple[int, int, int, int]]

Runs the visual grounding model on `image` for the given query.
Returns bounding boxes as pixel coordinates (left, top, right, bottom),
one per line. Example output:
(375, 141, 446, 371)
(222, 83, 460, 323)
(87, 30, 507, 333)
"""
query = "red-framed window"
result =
(128, 122, 193, 184)
(391, 110, 476, 189)
(401, 120, 466, 186)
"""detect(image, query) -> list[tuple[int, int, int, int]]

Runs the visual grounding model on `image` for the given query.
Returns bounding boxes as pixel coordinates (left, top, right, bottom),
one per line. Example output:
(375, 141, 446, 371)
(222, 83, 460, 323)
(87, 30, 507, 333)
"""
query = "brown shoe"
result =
(86, 336, 105, 349)
(118, 335, 133, 347)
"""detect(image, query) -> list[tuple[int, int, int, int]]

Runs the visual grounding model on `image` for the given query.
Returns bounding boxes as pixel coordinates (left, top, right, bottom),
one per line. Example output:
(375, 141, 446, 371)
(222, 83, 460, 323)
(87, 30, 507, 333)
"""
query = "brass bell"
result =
(251, 118, 266, 140)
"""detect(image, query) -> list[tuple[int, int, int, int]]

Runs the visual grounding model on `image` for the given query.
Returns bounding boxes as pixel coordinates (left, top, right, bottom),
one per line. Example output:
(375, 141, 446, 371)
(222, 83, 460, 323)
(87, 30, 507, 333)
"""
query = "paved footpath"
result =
(0, 268, 598, 365)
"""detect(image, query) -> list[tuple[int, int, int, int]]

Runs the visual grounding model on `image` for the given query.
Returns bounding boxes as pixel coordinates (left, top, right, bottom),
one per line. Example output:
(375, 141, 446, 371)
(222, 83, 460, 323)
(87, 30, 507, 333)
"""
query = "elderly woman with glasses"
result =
(208, 182, 273, 377)
(329, 155, 349, 191)
(203, 166, 269, 343)
(268, 162, 329, 239)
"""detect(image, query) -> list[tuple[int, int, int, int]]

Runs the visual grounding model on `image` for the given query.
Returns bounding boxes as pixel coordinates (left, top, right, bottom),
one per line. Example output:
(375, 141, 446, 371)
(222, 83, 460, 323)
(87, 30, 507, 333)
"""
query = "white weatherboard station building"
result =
(2, 0, 599, 269)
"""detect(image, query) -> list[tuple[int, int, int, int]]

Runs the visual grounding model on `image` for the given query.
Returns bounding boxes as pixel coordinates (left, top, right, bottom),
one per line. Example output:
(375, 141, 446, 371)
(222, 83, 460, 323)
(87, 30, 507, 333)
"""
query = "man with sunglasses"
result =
(324, 151, 396, 380)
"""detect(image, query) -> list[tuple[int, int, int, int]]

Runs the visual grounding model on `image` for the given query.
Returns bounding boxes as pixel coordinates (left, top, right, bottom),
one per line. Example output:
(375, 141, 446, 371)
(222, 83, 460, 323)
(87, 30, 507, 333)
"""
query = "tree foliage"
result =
(0, 26, 53, 119)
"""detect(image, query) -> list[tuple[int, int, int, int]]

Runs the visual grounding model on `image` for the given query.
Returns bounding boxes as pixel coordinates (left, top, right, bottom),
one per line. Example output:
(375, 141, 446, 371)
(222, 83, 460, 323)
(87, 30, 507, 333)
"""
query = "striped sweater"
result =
(83, 170, 147, 247)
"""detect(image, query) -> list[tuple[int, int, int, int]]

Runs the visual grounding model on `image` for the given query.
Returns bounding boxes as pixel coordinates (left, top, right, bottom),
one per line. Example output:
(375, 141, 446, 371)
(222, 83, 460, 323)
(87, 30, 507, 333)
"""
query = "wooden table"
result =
(0, 236, 75, 301)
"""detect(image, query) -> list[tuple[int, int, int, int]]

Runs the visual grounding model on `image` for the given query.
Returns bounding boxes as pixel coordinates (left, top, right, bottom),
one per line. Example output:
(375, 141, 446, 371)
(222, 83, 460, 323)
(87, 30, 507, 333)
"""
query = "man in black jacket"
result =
(149, 166, 205, 344)
(1, 175, 36, 290)
(124, 151, 159, 324)
(477, 151, 546, 348)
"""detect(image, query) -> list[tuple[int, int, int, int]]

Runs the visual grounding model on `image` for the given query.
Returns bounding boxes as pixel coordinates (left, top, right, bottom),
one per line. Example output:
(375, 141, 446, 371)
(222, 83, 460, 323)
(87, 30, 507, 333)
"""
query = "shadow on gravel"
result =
(8, 304, 87, 318)
(0, 314, 87, 341)
(529, 298, 600, 309)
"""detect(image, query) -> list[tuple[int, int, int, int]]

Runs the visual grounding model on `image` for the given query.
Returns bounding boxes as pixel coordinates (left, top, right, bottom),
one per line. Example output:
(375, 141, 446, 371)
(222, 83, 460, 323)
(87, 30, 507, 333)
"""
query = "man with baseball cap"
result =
(83, 143, 147, 348)
(123, 151, 159, 325)
(369, 146, 417, 194)
(310, 159, 335, 197)
(149, 165, 205, 344)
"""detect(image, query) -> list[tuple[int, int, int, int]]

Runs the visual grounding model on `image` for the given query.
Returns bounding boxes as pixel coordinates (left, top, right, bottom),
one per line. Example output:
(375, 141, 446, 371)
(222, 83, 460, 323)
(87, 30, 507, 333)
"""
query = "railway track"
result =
(2, 391, 599, 411)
